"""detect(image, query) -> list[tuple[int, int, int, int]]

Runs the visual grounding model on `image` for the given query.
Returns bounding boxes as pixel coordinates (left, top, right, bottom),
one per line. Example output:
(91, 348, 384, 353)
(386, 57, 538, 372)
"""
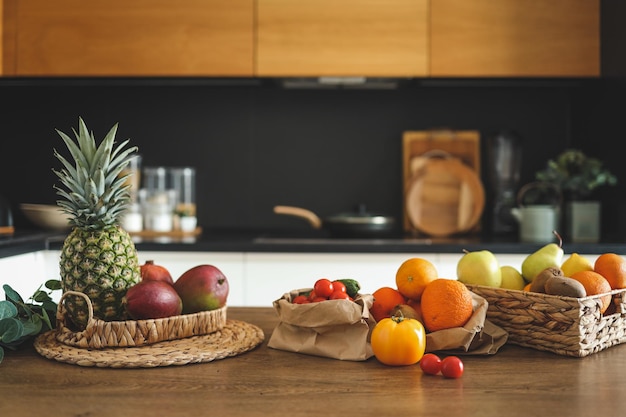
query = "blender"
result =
(487, 130, 523, 235)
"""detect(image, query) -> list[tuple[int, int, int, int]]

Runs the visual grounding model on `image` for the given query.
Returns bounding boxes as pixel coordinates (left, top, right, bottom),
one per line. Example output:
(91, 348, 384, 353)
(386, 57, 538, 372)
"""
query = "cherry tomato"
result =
(441, 356, 464, 379)
(292, 295, 310, 304)
(314, 278, 334, 298)
(307, 289, 319, 301)
(419, 353, 442, 375)
(329, 290, 350, 300)
(332, 280, 347, 294)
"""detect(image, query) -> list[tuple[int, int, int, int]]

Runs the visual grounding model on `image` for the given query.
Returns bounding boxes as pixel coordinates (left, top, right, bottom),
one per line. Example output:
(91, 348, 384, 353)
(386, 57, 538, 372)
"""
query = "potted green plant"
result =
(535, 149, 617, 242)
(535, 149, 617, 201)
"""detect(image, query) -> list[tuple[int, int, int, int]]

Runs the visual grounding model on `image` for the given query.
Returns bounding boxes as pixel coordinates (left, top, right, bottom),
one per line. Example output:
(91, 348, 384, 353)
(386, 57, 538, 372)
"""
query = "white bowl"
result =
(20, 203, 71, 231)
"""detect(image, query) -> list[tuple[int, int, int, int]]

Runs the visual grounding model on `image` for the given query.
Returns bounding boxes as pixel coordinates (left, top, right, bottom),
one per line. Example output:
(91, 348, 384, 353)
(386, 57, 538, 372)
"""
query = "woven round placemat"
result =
(34, 319, 264, 368)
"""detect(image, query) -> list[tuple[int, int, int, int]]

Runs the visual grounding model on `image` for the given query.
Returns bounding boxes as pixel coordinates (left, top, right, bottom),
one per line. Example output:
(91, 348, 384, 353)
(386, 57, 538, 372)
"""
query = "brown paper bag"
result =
(268, 289, 508, 361)
(425, 291, 508, 355)
(268, 289, 376, 361)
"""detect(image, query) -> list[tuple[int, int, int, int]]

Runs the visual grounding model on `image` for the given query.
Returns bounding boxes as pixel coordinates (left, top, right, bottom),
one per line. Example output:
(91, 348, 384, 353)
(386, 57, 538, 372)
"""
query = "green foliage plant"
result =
(0, 280, 61, 363)
(535, 149, 618, 200)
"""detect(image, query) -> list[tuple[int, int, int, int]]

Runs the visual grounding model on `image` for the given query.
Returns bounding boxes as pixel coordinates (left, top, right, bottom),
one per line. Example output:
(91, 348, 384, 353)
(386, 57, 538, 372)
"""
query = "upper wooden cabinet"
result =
(1, 0, 254, 77)
(430, 0, 600, 77)
(1, 0, 601, 78)
(0, 1, 3, 72)
(256, 0, 429, 77)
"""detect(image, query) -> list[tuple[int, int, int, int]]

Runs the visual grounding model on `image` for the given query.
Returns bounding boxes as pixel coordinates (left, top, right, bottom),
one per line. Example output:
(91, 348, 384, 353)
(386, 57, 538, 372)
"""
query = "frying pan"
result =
(273, 205, 397, 238)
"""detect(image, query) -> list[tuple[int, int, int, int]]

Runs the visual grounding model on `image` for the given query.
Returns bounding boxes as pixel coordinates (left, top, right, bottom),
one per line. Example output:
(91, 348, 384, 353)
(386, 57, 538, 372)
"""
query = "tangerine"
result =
(395, 257, 438, 301)
(370, 287, 406, 322)
(420, 279, 474, 332)
(594, 253, 626, 290)
(570, 270, 612, 314)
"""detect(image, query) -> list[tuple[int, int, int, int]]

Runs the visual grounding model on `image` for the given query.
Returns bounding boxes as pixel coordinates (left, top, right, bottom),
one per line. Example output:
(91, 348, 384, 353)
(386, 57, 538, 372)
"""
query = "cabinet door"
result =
(257, 0, 428, 77)
(430, 0, 600, 77)
(3, 0, 254, 76)
(0, 0, 4, 73)
(244, 252, 435, 307)
(0, 252, 50, 301)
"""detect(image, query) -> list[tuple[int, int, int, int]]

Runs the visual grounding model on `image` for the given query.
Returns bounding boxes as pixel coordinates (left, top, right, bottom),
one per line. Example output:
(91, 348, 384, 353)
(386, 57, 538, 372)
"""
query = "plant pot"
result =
(565, 200, 601, 243)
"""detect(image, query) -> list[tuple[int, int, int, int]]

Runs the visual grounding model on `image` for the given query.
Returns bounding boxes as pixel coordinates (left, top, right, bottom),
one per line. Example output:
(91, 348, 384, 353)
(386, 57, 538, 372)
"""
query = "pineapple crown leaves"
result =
(52, 117, 139, 229)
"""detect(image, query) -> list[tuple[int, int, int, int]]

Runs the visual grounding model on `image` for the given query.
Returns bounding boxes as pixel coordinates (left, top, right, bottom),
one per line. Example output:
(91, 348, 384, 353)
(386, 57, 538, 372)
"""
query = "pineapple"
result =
(53, 117, 140, 327)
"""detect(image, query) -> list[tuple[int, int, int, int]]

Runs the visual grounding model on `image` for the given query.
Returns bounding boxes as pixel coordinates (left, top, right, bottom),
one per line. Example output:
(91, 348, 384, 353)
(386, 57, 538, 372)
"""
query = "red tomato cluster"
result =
(292, 278, 353, 304)
(420, 353, 464, 378)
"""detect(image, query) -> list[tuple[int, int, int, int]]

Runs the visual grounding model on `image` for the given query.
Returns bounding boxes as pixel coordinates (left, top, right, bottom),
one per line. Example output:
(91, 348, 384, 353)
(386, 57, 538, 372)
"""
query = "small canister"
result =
(510, 182, 562, 243)
(169, 167, 197, 231)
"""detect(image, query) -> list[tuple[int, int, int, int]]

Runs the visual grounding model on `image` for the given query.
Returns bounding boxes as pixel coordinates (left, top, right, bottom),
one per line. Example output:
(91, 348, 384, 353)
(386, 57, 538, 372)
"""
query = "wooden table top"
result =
(1, 306, 625, 417)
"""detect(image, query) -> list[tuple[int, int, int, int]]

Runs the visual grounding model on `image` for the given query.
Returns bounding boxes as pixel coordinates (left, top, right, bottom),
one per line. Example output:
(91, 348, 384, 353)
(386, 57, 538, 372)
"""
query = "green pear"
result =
(521, 233, 564, 282)
(457, 249, 502, 287)
(500, 265, 526, 290)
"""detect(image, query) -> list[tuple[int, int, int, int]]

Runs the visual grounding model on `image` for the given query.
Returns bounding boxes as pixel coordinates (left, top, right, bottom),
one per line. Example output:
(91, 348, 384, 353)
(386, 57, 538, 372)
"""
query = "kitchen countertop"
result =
(2, 228, 626, 259)
(1, 306, 626, 417)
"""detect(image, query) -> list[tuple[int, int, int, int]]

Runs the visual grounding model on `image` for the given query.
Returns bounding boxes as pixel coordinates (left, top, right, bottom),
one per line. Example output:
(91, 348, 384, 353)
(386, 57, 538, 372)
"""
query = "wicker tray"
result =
(35, 319, 264, 368)
(465, 284, 626, 357)
(56, 290, 227, 348)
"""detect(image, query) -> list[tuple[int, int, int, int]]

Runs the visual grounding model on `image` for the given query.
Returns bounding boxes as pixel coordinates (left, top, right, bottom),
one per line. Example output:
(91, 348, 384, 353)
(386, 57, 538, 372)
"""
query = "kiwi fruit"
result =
(391, 304, 422, 322)
(544, 276, 587, 298)
(529, 267, 564, 293)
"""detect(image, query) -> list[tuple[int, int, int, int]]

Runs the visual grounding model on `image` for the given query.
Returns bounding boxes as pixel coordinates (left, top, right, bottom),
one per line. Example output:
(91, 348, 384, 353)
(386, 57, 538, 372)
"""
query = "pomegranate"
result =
(173, 264, 229, 314)
(124, 280, 183, 320)
(140, 260, 174, 285)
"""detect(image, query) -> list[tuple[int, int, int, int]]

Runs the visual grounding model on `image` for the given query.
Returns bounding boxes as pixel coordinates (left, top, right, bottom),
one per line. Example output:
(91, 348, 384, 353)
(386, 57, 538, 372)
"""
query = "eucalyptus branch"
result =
(0, 280, 62, 364)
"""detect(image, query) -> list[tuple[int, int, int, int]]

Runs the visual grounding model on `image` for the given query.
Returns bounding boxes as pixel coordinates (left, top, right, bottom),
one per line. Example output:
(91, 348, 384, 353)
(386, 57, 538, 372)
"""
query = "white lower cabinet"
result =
(243, 252, 436, 307)
(141, 251, 445, 307)
(0, 250, 245, 306)
(1, 250, 602, 308)
(0, 251, 51, 300)
(138, 251, 246, 307)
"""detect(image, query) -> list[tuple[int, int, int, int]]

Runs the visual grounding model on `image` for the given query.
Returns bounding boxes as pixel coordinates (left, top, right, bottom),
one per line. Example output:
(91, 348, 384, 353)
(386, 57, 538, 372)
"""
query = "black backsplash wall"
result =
(1, 78, 624, 240)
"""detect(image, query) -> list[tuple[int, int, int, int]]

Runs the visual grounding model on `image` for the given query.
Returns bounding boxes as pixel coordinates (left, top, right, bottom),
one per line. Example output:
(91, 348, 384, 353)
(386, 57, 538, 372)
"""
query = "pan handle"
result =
(273, 205, 323, 229)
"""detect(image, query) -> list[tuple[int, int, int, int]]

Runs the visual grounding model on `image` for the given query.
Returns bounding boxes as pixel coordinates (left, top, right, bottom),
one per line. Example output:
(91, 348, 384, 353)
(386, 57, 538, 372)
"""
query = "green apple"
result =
(499, 265, 526, 290)
(457, 250, 502, 287)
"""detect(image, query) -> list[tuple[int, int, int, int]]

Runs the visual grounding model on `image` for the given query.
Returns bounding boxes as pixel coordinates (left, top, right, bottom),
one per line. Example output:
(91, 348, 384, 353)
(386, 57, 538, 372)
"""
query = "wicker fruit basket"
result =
(55, 290, 227, 349)
(465, 284, 626, 357)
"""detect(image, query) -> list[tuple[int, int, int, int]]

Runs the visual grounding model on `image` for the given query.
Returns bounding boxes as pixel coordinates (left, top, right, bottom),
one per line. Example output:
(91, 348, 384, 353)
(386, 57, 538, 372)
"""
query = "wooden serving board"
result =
(402, 130, 482, 235)
(405, 155, 484, 237)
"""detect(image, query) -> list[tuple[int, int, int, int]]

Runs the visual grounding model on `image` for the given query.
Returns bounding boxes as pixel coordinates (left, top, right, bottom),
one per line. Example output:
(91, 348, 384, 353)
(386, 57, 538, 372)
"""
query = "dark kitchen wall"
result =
(0, 77, 624, 239)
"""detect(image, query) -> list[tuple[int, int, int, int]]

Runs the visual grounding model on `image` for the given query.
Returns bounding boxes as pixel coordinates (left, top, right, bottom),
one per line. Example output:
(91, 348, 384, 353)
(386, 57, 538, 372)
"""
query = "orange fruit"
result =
(395, 257, 438, 302)
(370, 287, 407, 322)
(594, 253, 626, 290)
(420, 279, 474, 332)
(570, 270, 612, 314)
(523, 282, 532, 292)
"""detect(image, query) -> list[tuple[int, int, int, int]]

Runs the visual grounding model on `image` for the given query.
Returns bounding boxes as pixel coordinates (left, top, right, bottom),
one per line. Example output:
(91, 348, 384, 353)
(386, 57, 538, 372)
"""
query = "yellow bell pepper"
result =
(371, 314, 426, 366)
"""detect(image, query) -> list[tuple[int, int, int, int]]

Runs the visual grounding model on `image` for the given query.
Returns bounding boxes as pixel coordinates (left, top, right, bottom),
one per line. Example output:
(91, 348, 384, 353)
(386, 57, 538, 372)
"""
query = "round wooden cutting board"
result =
(405, 154, 485, 237)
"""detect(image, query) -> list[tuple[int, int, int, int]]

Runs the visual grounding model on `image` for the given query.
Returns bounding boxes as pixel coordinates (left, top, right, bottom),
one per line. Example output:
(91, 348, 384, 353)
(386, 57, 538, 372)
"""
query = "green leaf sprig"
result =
(0, 280, 62, 364)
